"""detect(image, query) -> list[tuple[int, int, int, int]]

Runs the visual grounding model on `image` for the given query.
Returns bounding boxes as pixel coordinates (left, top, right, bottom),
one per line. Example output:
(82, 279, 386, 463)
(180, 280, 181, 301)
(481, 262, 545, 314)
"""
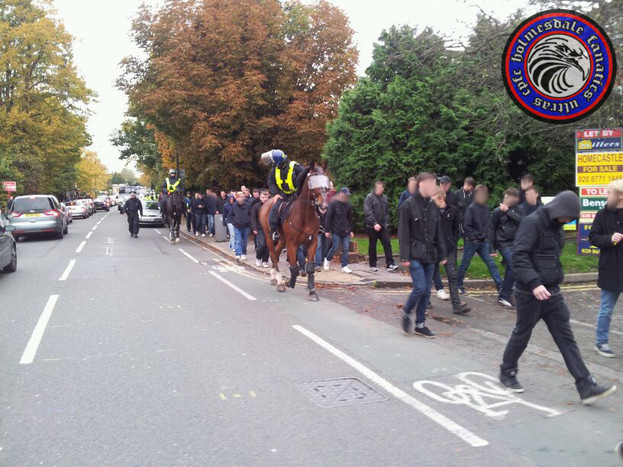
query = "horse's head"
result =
(307, 163, 330, 214)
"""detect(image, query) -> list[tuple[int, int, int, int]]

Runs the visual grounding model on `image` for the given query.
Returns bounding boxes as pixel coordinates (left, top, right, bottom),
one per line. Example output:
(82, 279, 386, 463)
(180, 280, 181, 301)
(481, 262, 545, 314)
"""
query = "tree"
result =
(120, 168, 137, 185)
(76, 151, 108, 197)
(109, 172, 126, 184)
(118, 0, 357, 190)
(0, 0, 92, 197)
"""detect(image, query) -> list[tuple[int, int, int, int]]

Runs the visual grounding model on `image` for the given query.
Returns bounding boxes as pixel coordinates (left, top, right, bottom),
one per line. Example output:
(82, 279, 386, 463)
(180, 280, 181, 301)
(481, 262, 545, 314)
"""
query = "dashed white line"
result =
(571, 319, 623, 337)
(85, 231, 92, 239)
(209, 271, 257, 301)
(292, 324, 488, 448)
(179, 248, 199, 263)
(76, 241, 86, 253)
(20, 295, 60, 365)
(92, 225, 97, 231)
(59, 259, 76, 281)
(154, 229, 161, 234)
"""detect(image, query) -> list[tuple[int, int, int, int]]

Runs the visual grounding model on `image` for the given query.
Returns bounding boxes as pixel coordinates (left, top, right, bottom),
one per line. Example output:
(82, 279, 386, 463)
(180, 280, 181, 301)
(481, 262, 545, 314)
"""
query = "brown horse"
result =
(259, 162, 330, 301)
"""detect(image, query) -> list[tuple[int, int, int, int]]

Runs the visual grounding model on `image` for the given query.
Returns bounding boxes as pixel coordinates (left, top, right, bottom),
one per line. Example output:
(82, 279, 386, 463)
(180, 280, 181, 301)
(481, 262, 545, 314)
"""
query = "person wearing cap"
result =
(439, 175, 458, 208)
(499, 190, 616, 404)
(323, 187, 354, 273)
(124, 192, 143, 238)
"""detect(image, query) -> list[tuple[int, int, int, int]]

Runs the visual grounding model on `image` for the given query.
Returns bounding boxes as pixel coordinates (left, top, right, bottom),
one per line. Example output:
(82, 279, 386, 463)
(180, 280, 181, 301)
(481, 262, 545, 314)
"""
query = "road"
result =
(1, 210, 622, 466)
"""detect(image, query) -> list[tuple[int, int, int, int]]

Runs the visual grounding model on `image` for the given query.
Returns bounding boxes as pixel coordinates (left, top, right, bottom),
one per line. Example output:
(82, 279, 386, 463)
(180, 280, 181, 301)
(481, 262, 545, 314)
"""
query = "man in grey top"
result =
(364, 180, 397, 272)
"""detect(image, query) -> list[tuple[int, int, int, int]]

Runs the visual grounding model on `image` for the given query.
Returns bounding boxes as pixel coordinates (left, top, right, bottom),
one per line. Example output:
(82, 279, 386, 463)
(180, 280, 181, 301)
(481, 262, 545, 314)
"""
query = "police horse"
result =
(259, 162, 329, 301)
(164, 191, 186, 244)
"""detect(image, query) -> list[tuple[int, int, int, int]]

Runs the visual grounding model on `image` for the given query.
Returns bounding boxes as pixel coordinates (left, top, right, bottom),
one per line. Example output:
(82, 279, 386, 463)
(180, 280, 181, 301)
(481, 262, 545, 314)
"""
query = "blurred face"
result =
(236, 194, 245, 204)
(440, 181, 451, 193)
(374, 183, 384, 195)
(521, 179, 533, 190)
(259, 193, 268, 203)
(407, 180, 416, 194)
(504, 194, 519, 207)
(432, 194, 446, 209)
(475, 190, 489, 204)
(526, 189, 538, 205)
(464, 182, 474, 191)
(253, 191, 260, 199)
(418, 178, 437, 198)
(220, 191, 226, 198)
(607, 188, 623, 209)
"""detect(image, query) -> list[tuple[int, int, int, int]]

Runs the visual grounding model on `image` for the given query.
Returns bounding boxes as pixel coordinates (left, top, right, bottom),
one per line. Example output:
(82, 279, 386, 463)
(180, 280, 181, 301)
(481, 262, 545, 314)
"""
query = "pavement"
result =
(181, 230, 598, 289)
(1, 211, 622, 466)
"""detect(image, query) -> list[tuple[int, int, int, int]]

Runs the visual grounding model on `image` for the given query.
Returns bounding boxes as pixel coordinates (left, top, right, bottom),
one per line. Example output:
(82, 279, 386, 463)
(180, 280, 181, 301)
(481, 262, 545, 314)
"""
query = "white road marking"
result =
(154, 229, 161, 234)
(162, 236, 171, 242)
(92, 225, 97, 231)
(292, 324, 488, 448)
(59, 259, 76, 281)
(85, 231, 92, 239)
(179, 248, 199, 263)
(20, 295, 60, 365)
(209, 271, 257, 301)
(76, 241, 86, 253)
(571, 319, 623, 337)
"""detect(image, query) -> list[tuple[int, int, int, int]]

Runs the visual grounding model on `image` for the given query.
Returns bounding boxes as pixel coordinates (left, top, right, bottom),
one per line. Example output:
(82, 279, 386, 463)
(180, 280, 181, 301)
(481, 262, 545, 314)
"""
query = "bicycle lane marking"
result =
(292, 324, 489, 448)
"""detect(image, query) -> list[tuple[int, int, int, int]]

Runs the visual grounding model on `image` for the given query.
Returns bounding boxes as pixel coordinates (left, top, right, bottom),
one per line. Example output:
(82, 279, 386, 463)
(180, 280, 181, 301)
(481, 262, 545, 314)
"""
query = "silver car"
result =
(9, 195, 67, 240)
(139, 200, 164, 226)
(67, 201, 88, 219)
(0, 210, 17, 272)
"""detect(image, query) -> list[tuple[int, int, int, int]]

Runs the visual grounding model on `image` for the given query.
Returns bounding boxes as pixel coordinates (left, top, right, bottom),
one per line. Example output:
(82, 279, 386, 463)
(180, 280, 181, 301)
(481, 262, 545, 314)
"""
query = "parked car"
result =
(94, 197, 110, 211)
(76, 199, 94, 217)
(67, 201, 88, 219)
(60, 203, 73, 224)
(0, 209, 17, 272)
(8, 194, 67, 240)
(139, 200, 164, 227)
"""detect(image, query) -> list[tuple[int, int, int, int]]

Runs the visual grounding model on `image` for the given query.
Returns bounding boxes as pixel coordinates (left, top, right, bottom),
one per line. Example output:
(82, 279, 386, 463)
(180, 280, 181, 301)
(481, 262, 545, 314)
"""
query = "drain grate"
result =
(297, 377, 388, 408)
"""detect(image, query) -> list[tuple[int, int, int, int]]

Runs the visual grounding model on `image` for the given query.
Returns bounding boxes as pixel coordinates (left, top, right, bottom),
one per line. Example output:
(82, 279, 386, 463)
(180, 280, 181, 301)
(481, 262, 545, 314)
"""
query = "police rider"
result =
(160, 168, 184, 213)
(262, 149, 304, 242)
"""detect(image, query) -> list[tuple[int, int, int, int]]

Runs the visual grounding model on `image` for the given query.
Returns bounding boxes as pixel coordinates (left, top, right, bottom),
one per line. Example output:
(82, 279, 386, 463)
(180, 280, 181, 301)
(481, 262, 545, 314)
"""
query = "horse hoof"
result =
(270, 279, 277, 286)
(277, 283, 286, 292)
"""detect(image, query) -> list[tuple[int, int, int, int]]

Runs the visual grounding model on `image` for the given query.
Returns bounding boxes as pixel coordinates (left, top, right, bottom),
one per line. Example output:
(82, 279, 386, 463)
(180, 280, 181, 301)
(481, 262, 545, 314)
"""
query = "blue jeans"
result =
(499, 246, 515, 300)
(404, 260, 435, 325)
(194, 213, 206, 234)
(234, 226, 249, 256)
(326, 233, 350, 267)
(314, 234, 330, 267)
(596, 289, 621, 345)
(457, 240, 502, 290)
(227, 223, 236, 249)
(207, 214, 215, 235)
(433, 268, 444, 291)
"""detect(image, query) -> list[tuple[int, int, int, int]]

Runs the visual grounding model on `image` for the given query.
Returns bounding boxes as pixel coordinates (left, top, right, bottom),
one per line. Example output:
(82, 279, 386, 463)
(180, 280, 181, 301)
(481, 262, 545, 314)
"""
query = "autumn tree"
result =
(118, 0, 357, 189)
(76, 150, 108, 197)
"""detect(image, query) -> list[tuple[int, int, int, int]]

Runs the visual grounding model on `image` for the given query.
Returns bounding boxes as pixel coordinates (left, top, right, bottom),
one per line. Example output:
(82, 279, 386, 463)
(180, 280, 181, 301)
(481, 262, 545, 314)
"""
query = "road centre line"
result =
(59, 259, 76, 281)
(570, 319, 623, 337)
(154, 229, 161, 234)
(179, 248, 199, 263)
(209, 271, 257, 301)
(85, 231, 92, 239)
(19, 295, 60, 365)
(292, 324, 488, 448)
(76, 241, 86, 253)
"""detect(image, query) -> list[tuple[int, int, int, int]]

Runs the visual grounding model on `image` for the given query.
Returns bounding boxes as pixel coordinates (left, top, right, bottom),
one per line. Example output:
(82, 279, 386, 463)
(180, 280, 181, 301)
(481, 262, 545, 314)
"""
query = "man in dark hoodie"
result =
(499, 191, 616, 404)
(364, 181, 397, 272)
(323, 187, 354, 273)
(231, 191, 251, 262)
(457, 185, 503, 293)
(251, 190, 270, 268)
(398, 173, 447, 338)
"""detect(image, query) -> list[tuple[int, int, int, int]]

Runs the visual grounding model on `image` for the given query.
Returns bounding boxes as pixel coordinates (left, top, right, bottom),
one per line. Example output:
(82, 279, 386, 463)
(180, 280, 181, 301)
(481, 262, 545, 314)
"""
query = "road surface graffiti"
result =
(413, 372, 561, 420)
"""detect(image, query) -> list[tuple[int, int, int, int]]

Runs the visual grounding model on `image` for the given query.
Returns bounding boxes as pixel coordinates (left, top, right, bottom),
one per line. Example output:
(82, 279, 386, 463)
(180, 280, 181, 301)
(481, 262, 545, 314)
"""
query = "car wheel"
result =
(63, 224, 68, 234)
(3, 246, 17, 273)
(55, 229, 64, 240)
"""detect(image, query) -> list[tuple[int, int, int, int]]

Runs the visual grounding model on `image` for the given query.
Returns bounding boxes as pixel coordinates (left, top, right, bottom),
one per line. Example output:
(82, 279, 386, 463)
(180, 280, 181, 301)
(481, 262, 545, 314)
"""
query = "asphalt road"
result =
(1, 211, 622, 466)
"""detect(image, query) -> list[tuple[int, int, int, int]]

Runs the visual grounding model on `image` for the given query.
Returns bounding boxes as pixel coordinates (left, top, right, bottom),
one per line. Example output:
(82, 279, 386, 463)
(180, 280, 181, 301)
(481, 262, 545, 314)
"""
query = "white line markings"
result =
(85, 231, 92, 239)
(179, 248, 199, 263)
(154, 229, 161, 234)
(292, 324, 488, 448)
(571, 319, 623, 337)
(209, 271, 257, 301)
(76, 241, 86, 253)
(20, 295, 59, 365)
(59, 259, 76, 281)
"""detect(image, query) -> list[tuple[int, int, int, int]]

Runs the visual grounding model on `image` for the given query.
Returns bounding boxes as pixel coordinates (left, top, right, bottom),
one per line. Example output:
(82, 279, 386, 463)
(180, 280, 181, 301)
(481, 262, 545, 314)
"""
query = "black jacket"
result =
(124, 198, 143, 215)
(490, 205, 525, 251)
(463, 202, 492, 243)
(251, 201, 265, 232)
(203, 195, 218, 215)
(512, 191, 579, 292)
(326, 196, 353, 236)
(364, 192, 390, 229)
(191, 198, 207, 215)
(445, 190, 458, 208)
(268, 163, 305, 196)
(231, 201, 251, 229)
(398, 192, 446, 263)
(438, 204, 461, 253)
(222, 199, 235, 225)
(520, 201, 542, 216)
(455, 188, 474, 220)
(589, 206, 623, 291)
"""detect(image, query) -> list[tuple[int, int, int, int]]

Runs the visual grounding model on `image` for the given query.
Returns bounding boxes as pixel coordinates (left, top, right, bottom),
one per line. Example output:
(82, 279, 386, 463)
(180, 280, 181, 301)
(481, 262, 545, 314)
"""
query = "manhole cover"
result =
(297, 377, 387, 408)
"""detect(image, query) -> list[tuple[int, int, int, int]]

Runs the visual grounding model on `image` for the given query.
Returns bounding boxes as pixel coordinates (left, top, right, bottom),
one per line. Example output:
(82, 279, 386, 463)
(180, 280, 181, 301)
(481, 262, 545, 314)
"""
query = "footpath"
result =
(180, 231, 597, 288)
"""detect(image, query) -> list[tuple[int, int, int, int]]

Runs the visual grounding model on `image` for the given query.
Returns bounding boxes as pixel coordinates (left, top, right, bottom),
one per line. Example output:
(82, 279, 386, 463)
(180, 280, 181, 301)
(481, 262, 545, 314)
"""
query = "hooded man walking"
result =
(499, 191, 616, 405)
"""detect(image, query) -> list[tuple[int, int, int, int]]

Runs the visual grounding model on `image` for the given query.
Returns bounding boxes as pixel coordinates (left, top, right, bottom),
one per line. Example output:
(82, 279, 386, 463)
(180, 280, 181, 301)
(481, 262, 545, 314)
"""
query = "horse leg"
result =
(307, 235, 319, 301)
(286, 242, 299, 289)
(175, 217, 181, 243)
(270, 237, 286, 290)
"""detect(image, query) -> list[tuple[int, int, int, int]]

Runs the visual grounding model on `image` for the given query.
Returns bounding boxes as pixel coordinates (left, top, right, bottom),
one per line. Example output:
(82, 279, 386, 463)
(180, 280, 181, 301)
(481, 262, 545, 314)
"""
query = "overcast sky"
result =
(52, 0, 532, 173)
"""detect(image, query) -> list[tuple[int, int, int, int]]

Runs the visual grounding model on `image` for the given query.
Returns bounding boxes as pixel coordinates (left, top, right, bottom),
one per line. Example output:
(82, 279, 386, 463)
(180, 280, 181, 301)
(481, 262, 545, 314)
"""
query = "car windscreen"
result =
(12, 197, 53, 213)
(144, 201, 159, 210)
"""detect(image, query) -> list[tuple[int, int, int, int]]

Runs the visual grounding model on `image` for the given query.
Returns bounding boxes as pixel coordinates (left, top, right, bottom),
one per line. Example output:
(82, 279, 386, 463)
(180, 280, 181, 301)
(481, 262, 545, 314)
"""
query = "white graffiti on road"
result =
(413, 372, 561, 420)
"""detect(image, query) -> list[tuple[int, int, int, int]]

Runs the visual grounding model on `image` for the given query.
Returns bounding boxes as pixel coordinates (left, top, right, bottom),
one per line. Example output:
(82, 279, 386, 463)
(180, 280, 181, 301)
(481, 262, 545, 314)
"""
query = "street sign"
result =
(577, 186, 608, 256)
(2, 181, 16, 192)
(575, 128, 623, 187)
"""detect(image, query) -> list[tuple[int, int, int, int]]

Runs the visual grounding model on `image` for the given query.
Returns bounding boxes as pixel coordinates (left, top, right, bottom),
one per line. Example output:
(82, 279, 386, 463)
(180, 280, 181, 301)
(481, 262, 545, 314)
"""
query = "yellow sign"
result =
(576, 152, 623, 186)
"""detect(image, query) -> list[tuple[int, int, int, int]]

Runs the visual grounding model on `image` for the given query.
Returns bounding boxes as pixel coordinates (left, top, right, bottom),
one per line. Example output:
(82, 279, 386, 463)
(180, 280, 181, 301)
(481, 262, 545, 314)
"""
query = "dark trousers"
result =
(433, 267, 444, 291)
(435, 249, 461, 307)
(499, 246, 515, 300)
(366, 226, 394, 268)
(127, 213, 139, 235)
(501, 291, 590, 385)
(255, 228, 270, 262)
(186, 212, 193, 231)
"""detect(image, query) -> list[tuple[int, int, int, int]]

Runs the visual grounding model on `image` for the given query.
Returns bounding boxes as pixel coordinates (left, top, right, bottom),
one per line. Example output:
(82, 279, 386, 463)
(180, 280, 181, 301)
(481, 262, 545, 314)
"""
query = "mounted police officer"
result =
(262, 149, 304, 242)
(160, 168, 184, 214)
(124, 191, 143, 238)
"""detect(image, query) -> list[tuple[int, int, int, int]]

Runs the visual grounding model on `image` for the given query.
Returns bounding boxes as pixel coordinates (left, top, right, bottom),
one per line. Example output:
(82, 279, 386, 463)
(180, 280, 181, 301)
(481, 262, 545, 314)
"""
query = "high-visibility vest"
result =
(275, 161, 296, 194)
(166, 177, 181, 193)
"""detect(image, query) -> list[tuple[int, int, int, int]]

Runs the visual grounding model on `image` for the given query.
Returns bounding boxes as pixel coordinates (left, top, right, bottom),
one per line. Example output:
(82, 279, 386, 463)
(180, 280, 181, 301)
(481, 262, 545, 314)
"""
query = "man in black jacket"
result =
(323, 187, 354, 273)
(398, 173, 447, 338)
(455, 176, 475, 230)
(457, 185, 502, 293)
(364, 181, 397, 272)
(500, 191, 616, 404)
(251, 190, 270, 268)
(490, 187, 524, 308)
(124, 192, 143, 238)
(589, 179, 623, 358)
(520, 185, 542, 216)
(231, 192, 252, 262)
(432, 188, 471, 315)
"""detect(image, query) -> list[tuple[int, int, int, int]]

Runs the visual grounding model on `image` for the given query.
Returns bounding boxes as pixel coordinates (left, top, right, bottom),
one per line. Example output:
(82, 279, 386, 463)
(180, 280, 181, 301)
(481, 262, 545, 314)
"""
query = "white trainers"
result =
(241, 255, 246, 260)
(195, 232, 199, 236)
(262, 262, 270, 268)
(235, 256, 241, 262)
(342, 266, 352, 274)
(255, 259, 262, 267)
(323, 258, 331, 271)
(437, 289, 450, 300)
(201, 233, 206, 237)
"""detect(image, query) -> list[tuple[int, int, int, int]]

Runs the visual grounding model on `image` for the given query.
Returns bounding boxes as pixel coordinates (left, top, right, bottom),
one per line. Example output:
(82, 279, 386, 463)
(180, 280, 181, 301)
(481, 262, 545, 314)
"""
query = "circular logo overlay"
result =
(502, 9, 617, 124)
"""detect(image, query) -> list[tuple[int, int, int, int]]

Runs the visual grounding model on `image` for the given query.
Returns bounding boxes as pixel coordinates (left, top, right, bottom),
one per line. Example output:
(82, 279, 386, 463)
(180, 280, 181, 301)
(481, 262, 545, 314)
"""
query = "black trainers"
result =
(500, 369, 524, 393)
(401, 311, 412, 335)
(414, 326, 436, 339)
(579, 377, 617, 405)
(453, 304, 472, 314)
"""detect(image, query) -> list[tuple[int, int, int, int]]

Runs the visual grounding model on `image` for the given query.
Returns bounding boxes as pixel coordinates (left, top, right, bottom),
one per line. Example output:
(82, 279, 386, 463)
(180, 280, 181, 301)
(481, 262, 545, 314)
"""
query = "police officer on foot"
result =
(125, 191, 143, 238)
(499, 190, 616, 405)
